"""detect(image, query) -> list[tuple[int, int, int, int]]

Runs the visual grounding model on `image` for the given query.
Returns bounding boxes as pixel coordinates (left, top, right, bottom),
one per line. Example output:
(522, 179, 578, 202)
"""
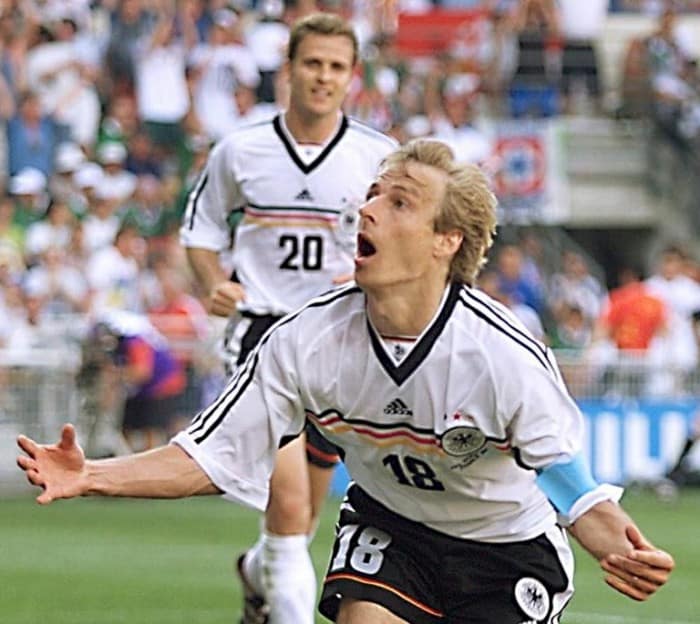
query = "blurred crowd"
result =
(0, 0, 699, 437)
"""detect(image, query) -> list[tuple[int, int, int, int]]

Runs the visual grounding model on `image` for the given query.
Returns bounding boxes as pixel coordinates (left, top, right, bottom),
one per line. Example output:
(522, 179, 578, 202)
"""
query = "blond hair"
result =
(287, 12, 358, 65)
(381, 139, 497, 284)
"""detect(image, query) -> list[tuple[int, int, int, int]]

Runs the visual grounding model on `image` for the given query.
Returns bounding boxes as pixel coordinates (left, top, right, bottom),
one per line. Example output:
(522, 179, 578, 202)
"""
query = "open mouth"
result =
(357, 233, 376, 258)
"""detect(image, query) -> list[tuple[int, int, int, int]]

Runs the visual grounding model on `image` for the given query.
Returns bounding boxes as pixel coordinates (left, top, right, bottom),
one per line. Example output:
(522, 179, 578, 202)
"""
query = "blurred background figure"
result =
(82, 311, 186, 453)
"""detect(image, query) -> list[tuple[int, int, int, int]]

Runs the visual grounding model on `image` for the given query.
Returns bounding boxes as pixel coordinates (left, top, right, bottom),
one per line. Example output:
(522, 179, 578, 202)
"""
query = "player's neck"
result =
(366, 279, 449, 338)
(284, 109, 341, 145)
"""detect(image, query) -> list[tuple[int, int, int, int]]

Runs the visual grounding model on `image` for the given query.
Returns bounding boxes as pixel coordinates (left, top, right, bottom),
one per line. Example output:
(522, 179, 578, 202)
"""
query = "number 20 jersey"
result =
(173, 283, 585, 543)
(180, 114, 397, 316)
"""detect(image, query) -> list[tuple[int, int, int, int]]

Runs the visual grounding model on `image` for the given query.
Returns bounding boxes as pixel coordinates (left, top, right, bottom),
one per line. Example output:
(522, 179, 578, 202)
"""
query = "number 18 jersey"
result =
(173, 283, 585, 542)
(180, 114, 396, 316)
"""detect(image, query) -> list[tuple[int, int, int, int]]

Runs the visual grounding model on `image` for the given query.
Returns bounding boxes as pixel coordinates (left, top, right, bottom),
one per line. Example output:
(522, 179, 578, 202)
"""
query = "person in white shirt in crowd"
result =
(26, 16, 100, 148)
(245, 0, 289, 104)
(24, 198, 76, 265)
(96, 141, 137, 204)
(428, 73, 495, 169)
(23, 244, 90, 316)
(17, 139, 674, 624)
(86, 221, 145, 314)
(188, 8, 260, 141)
(49, 141, 86, 207)
(134, 5, 195, 155)
(72, 160, 103, 219)
(645, 245, 700, 390)
(548, 249, 605, 328)
(82, 189, 121, 254)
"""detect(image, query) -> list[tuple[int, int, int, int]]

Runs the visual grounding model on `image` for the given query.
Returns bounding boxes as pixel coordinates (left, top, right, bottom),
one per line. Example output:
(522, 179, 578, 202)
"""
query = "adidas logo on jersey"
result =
(294, 188, 314, 201)
(383, 398, 413, 416)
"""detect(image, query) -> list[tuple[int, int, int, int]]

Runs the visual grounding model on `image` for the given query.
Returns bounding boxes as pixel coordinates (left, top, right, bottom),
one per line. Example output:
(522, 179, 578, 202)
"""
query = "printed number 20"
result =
(279, 234, 323, 270)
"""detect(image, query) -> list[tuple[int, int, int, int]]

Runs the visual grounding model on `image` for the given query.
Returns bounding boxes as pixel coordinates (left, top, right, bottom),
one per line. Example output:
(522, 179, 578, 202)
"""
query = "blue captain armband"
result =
(535, 454, 623, 526)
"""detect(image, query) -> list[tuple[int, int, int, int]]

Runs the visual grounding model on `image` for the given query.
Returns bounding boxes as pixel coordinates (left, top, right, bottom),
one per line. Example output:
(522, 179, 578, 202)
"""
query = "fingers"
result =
(625, 524, 653, 551)
(629, 548, 675, 571)
(36, 490, 54, 505)
(604, 573, 652, 601)
(17, 434, 39, 458)
(16, 455, 36, 472)
(601, 550, 673, 601)
(58, 424, 76, 450)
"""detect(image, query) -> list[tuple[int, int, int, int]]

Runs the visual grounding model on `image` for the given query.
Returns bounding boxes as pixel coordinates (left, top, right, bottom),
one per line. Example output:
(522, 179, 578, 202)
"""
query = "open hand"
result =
(16, 424, 88, 504)
(600, 525, 674, 601)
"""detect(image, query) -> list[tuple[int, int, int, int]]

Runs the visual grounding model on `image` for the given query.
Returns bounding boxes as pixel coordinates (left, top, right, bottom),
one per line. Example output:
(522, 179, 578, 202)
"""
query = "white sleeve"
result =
(496, 344, 584, 470)
(179, 137, 242, 251)
(171, 324, 304, 509)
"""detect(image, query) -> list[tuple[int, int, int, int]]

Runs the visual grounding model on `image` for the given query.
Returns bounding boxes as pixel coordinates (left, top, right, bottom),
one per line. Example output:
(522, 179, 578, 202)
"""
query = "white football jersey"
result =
(174, 282, 585, 542)
(180, 114, 397, 315)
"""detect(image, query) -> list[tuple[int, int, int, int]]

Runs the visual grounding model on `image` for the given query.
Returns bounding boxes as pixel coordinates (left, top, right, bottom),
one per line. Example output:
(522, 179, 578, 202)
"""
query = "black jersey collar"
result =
(273, 113, 349, 175)
(368, 282, 461, 386)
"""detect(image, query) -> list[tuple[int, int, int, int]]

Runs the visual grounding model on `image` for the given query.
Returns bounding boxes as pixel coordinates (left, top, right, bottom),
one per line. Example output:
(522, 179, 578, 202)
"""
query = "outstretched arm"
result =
(17, 424, 219, 505)
(568, 501, 674, 601)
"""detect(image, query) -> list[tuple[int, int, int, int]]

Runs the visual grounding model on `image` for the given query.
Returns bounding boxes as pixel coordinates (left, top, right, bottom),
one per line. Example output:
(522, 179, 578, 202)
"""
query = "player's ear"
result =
(435, 229, 463, 260)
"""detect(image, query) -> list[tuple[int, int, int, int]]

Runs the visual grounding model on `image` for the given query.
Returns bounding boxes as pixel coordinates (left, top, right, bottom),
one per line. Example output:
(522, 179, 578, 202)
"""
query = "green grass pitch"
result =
(1, 489, 698, 623)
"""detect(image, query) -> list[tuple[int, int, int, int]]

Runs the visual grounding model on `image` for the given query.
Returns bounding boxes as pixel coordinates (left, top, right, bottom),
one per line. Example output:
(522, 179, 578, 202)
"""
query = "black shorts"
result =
(319, 486, 573, 624)
(225, 311, 341, 469)
(122, 394, 180, 430)
(561, 40, 600, 96)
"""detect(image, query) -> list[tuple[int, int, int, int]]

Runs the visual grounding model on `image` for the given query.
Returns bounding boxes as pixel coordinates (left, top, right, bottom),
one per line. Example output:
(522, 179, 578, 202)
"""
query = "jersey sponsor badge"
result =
(514, 577, 549, 621)
(440, 426, 486, 457)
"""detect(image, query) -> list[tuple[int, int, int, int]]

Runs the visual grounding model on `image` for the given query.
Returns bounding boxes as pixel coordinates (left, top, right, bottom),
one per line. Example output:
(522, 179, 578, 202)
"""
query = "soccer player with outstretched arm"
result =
(19, 139, 672, 624)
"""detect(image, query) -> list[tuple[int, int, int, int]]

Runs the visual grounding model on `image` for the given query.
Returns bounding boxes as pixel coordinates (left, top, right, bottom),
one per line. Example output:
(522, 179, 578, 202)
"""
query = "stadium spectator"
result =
(23, 244, 90, 316)
(17, 139, 675, 624)
(508, 0, 562, 118)
(594, 266, 667, 352)
(148, 261, 209, 426)
(23, 198, 75, 264)
(548, 249, 605, 326)
(0, 193, 24, 261)
(105, 0, 155, 95)
(245, 0, 289, 103)
(6, 90, 60, 177)
(134, 6, 194, 157)
(81, 188, 120, 254)
(49, 141, 86, 208)
(478, 267, 546, 341)
(591, 265, 668, 396)
(125, 130, 162, 179)
(645, 245, 700, 384)
(96, 141, 137, 204)
(86, 222, 145, 314)
(8, 166, 49, 227)
(188, 8, 260, 141)
(86, 311, 186, 451)
(180, 12, 397, 624)
(428, 72, 494, 167)
(26, 15, 100, 148)
(558, 0, 607, 114)
(97, 94, 140, 150)
(494, 242, 546, 314)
